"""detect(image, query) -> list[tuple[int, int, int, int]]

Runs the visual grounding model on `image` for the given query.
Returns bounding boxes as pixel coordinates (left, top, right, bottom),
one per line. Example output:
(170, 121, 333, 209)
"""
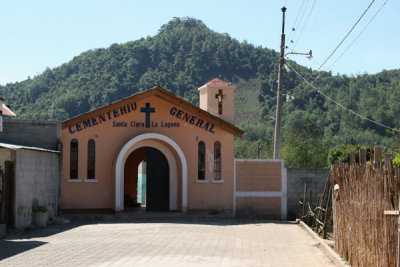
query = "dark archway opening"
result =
(124, 147, 169, 211)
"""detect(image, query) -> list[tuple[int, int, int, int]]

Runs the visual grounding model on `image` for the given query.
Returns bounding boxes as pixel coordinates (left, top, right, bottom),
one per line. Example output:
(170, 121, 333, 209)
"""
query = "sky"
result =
(0, 0, 399, 85)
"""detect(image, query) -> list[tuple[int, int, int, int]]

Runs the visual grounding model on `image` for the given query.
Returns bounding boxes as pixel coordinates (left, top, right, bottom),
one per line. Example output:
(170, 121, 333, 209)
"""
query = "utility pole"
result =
(273, 6, 286, 159)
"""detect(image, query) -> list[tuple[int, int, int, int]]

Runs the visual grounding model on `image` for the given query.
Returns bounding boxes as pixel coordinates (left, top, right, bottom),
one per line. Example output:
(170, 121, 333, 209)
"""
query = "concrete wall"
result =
(14, 149, 59, 228)
(286, 168, 330, 221)
(0, 119, 61, 150)
(0, 148, 15, 174)
(235, 159, 286, 220)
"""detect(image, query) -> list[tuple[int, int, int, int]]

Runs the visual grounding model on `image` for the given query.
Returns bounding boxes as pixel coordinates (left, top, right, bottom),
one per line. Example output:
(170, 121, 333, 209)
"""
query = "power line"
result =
(292, 0, 307, 27)
(289, 0, 307, 39)
(283, 0, 378, 97)
(285, 61, 399, 132)
(288, 0, 309, 45)
(292, 0, 317, 50)
(317, 0, 376, 71)
(327, 0, 389, 71)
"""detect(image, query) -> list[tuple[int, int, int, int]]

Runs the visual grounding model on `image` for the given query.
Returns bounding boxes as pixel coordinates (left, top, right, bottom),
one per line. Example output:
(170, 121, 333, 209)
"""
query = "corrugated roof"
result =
(0, 142, 59, 153)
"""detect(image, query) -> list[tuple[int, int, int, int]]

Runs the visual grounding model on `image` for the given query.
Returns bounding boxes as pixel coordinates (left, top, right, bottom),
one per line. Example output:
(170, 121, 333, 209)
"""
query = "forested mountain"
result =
(1, 17, 399, 164)
(0, 17, 279, 120)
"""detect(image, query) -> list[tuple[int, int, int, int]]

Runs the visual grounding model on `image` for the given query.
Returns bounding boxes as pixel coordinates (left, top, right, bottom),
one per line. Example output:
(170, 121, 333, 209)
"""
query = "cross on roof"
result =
(215, 89, 225, 115)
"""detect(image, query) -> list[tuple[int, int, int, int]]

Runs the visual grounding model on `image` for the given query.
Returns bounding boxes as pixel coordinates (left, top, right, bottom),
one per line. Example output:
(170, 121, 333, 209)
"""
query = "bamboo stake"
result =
(323, 184, 332, 239)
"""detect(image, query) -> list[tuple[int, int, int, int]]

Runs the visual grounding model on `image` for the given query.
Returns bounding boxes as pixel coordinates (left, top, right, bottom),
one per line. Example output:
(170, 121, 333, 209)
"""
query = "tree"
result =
(327, 144, 371, 165)
(281, 122, 329, 168)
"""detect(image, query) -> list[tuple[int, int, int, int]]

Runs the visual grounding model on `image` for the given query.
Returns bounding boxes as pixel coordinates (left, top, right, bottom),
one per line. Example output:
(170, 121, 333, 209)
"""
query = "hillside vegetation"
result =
(1, 17, 399, 165)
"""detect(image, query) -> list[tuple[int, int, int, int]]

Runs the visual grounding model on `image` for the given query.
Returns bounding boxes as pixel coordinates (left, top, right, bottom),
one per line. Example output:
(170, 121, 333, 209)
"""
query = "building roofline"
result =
(0, 142, 59, 153)
(62, 86, 244, 137)
(4, 119, 61, 124)
(198, 84, 235, 90)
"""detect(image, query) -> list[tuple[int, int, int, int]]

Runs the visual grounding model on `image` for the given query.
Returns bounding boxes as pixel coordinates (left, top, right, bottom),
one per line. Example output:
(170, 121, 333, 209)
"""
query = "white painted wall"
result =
(14, 149, 59, 228)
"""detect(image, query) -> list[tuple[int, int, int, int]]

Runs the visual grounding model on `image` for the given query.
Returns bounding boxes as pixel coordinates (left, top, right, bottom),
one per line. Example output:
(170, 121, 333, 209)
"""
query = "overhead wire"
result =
(288, 0, 307, 42)
(292, 0, 317, 50)
(288, 0, 310, 46)
(326, 0, 389, 71)
(285, 61, 399, 132)
(316, 0, 375, 71)
(292, 0, 307, 28)
(284, 0, 378, 96)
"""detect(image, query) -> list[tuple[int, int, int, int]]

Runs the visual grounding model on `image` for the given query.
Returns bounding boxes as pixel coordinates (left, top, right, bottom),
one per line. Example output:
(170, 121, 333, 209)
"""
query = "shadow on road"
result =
(63, 212, 296, 227)
(0, 240, 46, 261)
(0, 222, 83, 261)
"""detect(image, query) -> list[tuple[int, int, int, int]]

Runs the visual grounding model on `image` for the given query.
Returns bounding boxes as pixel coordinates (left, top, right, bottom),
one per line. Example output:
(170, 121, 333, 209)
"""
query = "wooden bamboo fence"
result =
(331, 147, 399, 267)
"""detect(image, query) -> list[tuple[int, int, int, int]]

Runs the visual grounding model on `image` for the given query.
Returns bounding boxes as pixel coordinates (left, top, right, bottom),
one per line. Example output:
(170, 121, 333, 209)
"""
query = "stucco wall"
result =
(236, 161, 282, 192)
(199, 85, 235, 124)
(236, 197, 281, 219)
(234, 163, 329, 220)
(0, 119, 61, 150)
(14, 149, 59, 228)
(235, 160, 286, 219)
(286, 168, 330, 221)
(62, 94, 235, 212)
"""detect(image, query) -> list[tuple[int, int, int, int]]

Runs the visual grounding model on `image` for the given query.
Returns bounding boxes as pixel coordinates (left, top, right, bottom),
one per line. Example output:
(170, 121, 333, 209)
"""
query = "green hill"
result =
(0, 18, 280, 121)
(1, 17, 399, 163)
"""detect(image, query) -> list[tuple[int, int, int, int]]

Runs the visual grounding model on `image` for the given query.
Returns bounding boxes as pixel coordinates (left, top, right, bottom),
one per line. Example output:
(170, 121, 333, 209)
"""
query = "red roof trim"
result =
(201, 78, 233, 87)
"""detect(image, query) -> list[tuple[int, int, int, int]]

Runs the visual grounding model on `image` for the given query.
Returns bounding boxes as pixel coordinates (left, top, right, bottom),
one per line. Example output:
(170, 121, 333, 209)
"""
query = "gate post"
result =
(383, 183, 400, 267)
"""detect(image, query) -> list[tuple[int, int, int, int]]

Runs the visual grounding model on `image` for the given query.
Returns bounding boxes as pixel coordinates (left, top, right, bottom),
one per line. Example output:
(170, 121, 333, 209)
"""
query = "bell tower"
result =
(198, 78, 235, 124)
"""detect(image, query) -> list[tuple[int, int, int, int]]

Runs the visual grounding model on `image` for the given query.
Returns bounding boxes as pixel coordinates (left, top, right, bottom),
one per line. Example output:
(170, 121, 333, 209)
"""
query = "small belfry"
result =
(198, 78, 235, 124)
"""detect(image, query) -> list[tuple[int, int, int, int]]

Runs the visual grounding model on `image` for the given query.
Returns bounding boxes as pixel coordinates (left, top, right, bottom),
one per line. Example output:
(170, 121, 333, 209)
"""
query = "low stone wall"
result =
(286, 168, 329, 221)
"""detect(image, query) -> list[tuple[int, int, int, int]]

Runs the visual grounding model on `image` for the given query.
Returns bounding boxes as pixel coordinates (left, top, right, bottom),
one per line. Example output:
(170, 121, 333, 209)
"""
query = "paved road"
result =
(0, 219, 335, 266)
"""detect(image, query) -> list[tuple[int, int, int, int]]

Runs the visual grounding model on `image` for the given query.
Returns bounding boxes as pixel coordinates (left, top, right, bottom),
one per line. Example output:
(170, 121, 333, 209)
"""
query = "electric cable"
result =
(289, 0, 307, 41)
(317, 0, 375, 71)
(285, 61, 399, 132)
(293, 0, 317, 50)
(288, 0, 310, 45)
(327, 0, 389, 71)
(283, 0, 378, 97)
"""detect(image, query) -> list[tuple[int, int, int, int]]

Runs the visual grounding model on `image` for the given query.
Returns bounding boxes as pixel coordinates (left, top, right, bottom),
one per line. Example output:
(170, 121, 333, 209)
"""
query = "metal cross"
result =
(215, 89, 224, 115)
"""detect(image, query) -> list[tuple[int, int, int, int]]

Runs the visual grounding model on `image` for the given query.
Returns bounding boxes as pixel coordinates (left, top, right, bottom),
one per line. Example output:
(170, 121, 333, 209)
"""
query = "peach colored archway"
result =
(115, 133, 187, 212)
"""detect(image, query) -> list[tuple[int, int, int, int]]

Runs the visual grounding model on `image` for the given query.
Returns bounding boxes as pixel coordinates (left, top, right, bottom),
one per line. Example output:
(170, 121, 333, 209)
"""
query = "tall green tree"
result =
(281, 122, 329, 168)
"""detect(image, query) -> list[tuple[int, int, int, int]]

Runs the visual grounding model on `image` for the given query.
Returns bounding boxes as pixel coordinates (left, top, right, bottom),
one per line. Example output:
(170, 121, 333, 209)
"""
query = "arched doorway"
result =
(124, 147, 169, 211)
(115, 133, 188, 212)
